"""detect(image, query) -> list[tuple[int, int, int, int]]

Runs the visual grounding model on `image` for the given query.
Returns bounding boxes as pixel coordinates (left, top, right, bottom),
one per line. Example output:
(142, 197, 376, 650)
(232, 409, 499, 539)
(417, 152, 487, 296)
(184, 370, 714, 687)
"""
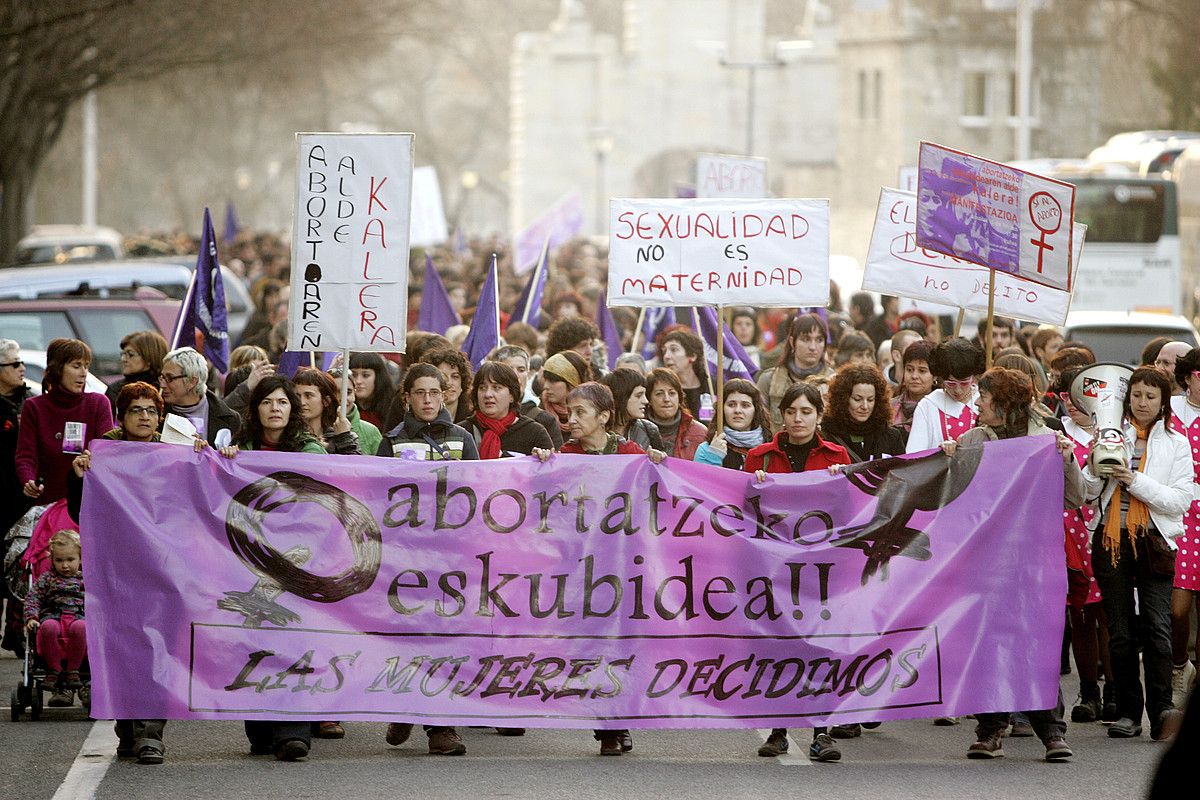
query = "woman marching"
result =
(693, 378, 772, 471)
(532, 382, 665, 756)
(821, 364, 906, 463)
(1169, 348, 1200, 708)
(755, 313, 834, 430)
(601, 367, 664, 453)
(905, 337, 984, 454)
(645, 368, 707, 461)
(743, 382, 851, 762)
(1081, 366, 1192, 742)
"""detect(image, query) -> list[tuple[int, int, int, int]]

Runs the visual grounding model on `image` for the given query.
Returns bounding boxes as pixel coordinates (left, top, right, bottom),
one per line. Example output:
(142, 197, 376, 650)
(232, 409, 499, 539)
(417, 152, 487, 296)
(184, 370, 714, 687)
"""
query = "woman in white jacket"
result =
(1082, 366, 1193, 742)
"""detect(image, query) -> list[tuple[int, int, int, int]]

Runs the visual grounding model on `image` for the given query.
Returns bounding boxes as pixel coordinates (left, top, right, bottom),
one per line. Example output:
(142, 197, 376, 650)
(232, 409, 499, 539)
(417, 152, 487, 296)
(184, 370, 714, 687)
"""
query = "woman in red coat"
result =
(743, 381, 850, 762)
(534, 382, 664, 756)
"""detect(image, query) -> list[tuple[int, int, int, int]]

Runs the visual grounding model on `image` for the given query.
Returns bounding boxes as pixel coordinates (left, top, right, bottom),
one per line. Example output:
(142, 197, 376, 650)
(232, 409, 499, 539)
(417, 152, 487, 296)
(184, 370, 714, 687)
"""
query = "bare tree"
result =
(0, 0, 438, 261)
(1114, 0, 1200, 128)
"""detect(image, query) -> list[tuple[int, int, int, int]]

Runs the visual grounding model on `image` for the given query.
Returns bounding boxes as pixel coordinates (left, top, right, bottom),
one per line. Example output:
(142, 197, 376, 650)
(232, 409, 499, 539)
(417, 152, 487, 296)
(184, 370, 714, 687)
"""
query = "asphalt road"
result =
(0, 650, 1170, 800)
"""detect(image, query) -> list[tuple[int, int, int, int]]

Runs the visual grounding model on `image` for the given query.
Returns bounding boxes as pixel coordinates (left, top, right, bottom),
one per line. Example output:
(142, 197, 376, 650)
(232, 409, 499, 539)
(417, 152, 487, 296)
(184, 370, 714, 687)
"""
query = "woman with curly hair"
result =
(941, 367, 1085, 761)
(821, 364, 905, 462)
(693, 378, 772, 471)
(422, 347, 473, 425)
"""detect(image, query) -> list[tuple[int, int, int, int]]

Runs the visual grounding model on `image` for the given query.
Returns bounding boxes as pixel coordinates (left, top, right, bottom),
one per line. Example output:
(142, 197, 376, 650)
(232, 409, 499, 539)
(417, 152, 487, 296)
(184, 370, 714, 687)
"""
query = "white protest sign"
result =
(409, 166, 448, 248)
(916, 142, 1075, 291)
(607, 198, 830, 308)
(864, 188, 1084, 326)
(289, 132, 413, 352)
(696, 153, 768, 198)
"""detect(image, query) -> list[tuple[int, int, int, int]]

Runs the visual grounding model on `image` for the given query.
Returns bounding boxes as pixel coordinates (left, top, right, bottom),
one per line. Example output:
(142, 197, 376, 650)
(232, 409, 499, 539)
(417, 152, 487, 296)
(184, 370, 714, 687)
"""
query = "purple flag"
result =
(172, 208, 229, 373)
(596, 296, 623, 371)
(512, 238, 549, 330)
(417, 254, 461, 335)
(696, 306, 759, 382)
(222, 202, 241, 244)
(83, 437, 1067, 726)
(513, 193, 585, 274)
(462, 255, 499, 369)
(639, 307, 674, 361)
(276, 351, 336, 379)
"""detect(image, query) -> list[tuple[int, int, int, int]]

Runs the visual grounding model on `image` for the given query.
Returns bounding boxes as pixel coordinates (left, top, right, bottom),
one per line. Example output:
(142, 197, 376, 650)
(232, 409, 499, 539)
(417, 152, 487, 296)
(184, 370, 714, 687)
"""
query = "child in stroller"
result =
(23, 530, 87, 707)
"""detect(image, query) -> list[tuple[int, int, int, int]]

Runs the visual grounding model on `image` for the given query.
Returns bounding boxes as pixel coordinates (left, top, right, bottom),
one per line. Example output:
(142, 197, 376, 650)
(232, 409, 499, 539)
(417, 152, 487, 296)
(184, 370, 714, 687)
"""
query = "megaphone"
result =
(1070, 362, 1134, 477)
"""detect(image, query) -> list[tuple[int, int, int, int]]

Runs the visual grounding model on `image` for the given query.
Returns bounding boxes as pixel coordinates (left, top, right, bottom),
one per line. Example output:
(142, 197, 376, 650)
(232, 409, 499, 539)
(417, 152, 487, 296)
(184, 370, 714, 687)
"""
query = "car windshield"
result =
(14, 243, 117, 266)
(1069, 325, 1198, 365)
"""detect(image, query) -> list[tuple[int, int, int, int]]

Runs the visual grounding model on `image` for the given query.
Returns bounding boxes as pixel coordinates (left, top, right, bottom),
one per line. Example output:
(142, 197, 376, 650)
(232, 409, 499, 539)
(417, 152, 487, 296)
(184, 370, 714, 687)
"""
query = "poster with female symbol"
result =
(916, 142, 1075, 291)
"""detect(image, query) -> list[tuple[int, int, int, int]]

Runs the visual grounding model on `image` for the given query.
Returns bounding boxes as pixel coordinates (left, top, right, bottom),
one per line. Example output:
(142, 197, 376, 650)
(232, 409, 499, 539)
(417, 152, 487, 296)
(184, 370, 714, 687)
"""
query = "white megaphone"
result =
(1070, 362, 1134, 477)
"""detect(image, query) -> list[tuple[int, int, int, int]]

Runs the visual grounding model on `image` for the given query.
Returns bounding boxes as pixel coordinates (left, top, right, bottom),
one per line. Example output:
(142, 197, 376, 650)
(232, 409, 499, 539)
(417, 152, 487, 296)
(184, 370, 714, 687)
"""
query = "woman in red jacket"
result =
(534, 382, 664, 756)
(743, 381, 850, 762)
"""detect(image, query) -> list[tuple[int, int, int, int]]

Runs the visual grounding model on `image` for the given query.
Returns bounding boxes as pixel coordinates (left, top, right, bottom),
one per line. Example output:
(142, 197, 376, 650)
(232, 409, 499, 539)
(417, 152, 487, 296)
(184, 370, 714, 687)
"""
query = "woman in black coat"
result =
(462, 362, 553, 460)
(821, 363, 906, 463)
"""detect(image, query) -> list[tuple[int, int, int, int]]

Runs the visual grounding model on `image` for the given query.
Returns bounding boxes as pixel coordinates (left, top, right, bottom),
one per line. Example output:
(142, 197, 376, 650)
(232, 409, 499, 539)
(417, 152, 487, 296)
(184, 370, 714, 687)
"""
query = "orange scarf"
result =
(1102, 422, 1151, 561)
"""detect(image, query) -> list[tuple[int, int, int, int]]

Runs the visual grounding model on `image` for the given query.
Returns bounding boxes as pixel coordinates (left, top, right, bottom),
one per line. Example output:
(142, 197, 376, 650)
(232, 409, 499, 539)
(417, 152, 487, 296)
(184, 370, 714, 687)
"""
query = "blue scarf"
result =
(725, 427, 765, 448)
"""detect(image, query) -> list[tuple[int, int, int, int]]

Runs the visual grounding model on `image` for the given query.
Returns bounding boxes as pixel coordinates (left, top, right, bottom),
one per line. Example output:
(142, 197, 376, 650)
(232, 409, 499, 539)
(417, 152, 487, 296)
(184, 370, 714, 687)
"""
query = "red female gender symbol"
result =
(1027, 191, 1062, 273)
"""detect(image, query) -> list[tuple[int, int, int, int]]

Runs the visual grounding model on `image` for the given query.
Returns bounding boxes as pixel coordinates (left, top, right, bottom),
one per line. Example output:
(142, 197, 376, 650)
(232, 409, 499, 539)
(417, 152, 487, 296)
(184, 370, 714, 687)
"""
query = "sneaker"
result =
(1107, 717, 1142, 738)
(829, 723, 861, 738)
(1171, 661, 1196, 711)
(1070, 696, 1101, 723)
(1044, 736, 1073, 761)
(77, 684, 90, 710)
(316, 721, 345, 739)
(967, 733, 1005, 759)
(1152, 709, 1184, 741)
(48, 688, 74, 707)
(861, 721, 882, 730)
(427, 727, 466, 756)
(619, 731, 633, 752)
(933, 716, 960, 726)
(385, 722, 413, 746)
(136, 744, 165, 765)
(598, 732, 623, 756)
(275, 739, 309, 761)
(495, 727, 525, 736)
(808, 733, 841, 762)
(757, 729, 789, 757)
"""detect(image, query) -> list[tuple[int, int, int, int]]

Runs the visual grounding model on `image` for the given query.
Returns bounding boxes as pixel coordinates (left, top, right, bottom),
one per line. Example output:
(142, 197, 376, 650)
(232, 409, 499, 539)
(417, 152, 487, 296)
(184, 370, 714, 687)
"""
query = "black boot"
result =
(1101, 680, 1118, 723)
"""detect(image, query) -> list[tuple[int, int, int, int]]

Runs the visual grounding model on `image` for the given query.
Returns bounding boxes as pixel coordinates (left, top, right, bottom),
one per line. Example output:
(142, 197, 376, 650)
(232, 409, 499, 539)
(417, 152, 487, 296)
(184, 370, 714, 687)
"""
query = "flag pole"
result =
(715, 305, 725, 431)
(339, 349, 351, 420)
(492, 254, 501, 347)
(630, 306, 647, 355)
(953, 308, 965, 337)
(169, 268, 198, 349)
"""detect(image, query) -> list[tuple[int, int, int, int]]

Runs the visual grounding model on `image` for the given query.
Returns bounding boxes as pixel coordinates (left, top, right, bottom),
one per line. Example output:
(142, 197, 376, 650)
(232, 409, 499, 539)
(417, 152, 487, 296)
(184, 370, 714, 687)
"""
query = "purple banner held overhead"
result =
(82, 438, 1066, 727)
(513, 193, 585, 274)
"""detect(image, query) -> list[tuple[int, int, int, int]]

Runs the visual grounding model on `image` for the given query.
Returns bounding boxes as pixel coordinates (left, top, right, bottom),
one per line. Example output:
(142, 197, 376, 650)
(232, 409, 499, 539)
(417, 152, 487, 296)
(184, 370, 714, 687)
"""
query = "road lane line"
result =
(52, 720, 118, 800)
(756, 728, 810, 766)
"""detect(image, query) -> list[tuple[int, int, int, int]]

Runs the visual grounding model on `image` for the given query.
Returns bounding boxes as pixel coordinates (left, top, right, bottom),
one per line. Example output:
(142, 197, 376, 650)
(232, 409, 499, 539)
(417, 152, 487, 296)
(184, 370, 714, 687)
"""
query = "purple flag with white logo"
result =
(172, 208, 229, 373)
(417, 254, 461, 335)
(462, 255, 500, 369)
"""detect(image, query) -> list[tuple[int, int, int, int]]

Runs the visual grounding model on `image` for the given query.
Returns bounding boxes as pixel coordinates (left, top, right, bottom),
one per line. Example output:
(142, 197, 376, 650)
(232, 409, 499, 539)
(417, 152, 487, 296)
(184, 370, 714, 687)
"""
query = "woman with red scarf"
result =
(465, 361, 554, 460)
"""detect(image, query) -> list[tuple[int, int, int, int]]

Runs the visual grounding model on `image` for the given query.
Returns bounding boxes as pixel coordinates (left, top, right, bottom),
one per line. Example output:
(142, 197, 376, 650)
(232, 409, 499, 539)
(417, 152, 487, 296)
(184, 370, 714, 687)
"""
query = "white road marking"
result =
(52, 719, 118, 800)
(756, 728, 810, 766)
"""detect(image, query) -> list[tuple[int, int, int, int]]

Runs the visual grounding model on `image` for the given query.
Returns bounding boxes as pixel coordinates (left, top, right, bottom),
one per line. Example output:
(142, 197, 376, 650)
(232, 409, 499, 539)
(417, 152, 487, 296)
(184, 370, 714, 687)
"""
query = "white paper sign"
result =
(864, 188, 1084, 326)
(696, 154, 768, 198)
(289, 132, 413, 352)
(916, 142, 1075, 291)
(607, 198, 830, 308)
(409, 166, 448, 248)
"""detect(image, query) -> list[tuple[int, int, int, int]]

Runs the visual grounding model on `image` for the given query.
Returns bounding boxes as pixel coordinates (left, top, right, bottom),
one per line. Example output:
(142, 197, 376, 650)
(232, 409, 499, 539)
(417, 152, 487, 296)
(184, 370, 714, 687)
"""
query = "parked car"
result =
(19, 348, 109, 396)
(1063, 310, 1200, 365)
(0, 258, 251, 343)
(12, 225, 125, 266)
(0, 297, 181, 383)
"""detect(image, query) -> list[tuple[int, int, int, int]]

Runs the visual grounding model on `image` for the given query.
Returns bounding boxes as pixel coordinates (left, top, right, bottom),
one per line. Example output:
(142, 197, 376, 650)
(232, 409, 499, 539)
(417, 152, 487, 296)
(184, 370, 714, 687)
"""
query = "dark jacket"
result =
(463, 414, 553, 457)
(626, 418, 664, 453)
(376, 409, 479, 461)
(743, 432, 851, 474)
(521, 399, 564, 449)
(322, 426, 361, 455)
(165, 390, 242, 447)
(821, 422, 907, 463)
(105, 369, 159, 413)
(1, 385, 32, 532)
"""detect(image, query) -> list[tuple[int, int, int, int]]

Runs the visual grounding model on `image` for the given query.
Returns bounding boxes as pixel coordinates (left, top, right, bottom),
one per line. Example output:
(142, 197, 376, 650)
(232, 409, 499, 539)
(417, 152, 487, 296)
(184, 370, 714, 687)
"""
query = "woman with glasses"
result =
(15, 338, 113, 505)
(904, 337, 984, 454)
(159, 347, 241, 447)
(105, 330, 168, 414)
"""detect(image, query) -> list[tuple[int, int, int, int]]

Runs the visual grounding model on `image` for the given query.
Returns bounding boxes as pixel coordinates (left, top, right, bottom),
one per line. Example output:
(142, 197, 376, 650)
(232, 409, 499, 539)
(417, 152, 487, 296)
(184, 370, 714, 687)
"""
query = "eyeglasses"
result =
(159, 373, 187, 384)
(942, 378, 976, 389)
(409, 389, 443, 399)
(0, 360, 22, 369)
(126, 406, 160, 417)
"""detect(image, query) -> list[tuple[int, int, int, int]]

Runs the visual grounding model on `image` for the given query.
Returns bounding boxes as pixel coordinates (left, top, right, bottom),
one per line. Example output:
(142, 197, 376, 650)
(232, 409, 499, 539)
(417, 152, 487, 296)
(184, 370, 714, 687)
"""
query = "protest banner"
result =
(696, 153, 768, 199)
(409, 166, 449, 248)
(84, 437, 1065, 727)
(916, 142, 1075, 291)
(513, 193, 586, 275)
(607, 198, 830, 308)
(864, 188, 1085, 326)
(288, 132, 413, 352)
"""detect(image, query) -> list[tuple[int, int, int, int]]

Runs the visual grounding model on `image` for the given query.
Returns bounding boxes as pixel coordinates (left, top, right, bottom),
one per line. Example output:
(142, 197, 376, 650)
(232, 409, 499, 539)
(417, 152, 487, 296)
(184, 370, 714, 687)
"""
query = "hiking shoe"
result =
(757, 729, 788, 757)
(428, 727, 466, 756)
(1152, 709, 1184, 741)
(136, 744, 165, 765)
(598, 732, 623, 756)
(48, 688, 74, 707)
(1171, 661, 1196, 711)
(808, 733, 841, 762)
(933, 716, 960, 726)
(316, 721, 345, 739)
(385, 722, 413, 746)
(1107, 717, 1142, 738)
(829, 723, 861, 739)
(1044, 736, 1073, 761)
(968, 733, 1005, 759)
(275, 739, 309, 761)
(1070, 697, 1101, 723)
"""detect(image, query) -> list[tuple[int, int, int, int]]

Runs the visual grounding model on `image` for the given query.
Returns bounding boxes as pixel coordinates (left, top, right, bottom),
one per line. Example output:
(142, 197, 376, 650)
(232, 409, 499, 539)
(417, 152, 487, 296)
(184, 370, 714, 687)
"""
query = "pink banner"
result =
(81, 438, 1066, 727)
